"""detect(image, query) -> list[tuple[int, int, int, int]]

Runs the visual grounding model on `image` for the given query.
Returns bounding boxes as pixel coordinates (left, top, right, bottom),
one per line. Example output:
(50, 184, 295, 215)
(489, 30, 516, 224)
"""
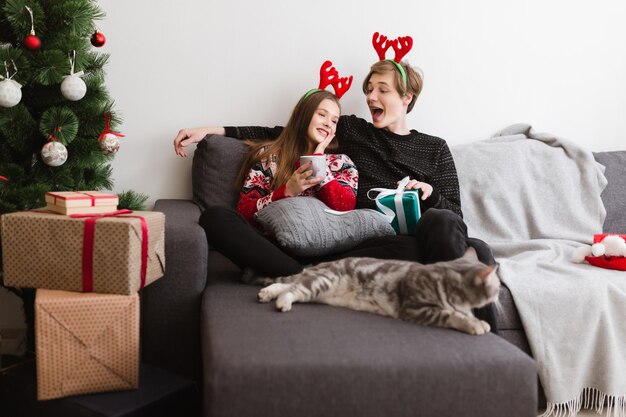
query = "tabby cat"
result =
(256, 247, 499, 335)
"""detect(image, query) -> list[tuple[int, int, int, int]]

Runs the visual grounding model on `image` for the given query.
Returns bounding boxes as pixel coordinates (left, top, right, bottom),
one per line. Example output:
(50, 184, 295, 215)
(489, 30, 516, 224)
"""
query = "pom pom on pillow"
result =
(581, 234, 626, 271)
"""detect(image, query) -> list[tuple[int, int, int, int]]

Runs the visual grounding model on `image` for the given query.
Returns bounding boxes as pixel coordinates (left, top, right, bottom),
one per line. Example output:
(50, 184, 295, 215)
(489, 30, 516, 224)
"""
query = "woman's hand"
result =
(400, 178, 433, 200)
(313, 133, 335, 155)
(284, 162, 323, 197)
(173, 127, 225, 157)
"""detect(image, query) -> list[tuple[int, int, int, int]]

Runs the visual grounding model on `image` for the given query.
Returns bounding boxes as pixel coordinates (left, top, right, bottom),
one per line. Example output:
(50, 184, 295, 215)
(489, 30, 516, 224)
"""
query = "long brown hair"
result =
(235, 90, 340, 191)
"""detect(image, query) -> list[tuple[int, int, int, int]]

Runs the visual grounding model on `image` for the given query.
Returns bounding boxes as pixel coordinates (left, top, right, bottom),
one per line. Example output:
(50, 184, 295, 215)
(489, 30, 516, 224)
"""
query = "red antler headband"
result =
(372, 32, 413, 94)
(303, 60, 353, 100)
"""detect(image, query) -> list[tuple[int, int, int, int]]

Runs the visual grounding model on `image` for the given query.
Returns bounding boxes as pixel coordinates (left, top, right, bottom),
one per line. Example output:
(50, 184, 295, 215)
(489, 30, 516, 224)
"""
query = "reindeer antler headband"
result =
(303, 60, 353, 100)
(372, 32, 413, 95)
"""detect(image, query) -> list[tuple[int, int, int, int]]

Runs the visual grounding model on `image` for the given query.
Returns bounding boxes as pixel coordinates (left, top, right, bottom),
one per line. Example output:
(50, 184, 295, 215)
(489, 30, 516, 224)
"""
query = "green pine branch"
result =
(0, 0, 147, 218)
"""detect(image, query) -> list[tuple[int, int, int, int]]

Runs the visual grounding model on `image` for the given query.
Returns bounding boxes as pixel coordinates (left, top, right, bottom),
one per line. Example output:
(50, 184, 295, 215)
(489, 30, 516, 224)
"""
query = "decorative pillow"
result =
(255, 197, 395, 257)
(192, 135, 247, 211)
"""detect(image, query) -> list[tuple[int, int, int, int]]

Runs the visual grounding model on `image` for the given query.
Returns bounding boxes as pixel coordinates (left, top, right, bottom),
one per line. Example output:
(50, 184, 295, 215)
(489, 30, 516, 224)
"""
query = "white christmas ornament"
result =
(41, 141, 68, 167)
(60, 51, 87, 101)
(0, 78, 22, 108)
(60, 75, 86, 101)
(100, 133, 121, 154)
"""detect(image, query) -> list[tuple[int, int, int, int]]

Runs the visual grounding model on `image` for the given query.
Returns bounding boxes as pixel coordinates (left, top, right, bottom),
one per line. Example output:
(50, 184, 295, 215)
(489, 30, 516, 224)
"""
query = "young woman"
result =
(197, 90, 358, 277)
(235, 90, 357, 225)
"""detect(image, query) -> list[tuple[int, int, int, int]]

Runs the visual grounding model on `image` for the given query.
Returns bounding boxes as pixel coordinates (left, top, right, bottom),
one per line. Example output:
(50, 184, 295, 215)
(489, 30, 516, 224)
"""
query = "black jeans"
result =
(200, 206, 498, 332)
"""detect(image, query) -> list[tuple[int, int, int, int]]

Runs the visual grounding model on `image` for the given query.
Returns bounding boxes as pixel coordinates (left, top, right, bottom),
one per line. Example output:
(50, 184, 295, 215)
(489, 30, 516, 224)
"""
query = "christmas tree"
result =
(0, 1, 148, 349)
(0, 0, 145, 216)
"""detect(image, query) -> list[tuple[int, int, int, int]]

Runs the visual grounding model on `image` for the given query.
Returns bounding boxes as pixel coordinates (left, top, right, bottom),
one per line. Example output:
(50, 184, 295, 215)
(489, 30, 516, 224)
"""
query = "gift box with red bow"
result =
(45, 191, 119, 215)
(1, 209, 165, 295)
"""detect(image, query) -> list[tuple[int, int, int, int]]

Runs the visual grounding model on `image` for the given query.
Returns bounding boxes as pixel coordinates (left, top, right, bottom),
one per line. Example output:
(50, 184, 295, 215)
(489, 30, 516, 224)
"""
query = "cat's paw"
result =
(479, 320, 491, 333)
(275, 293, 294, 312)
(257, 288, 274, 303)
(258, 283, 289, 303)
(467, 320, 488, 335)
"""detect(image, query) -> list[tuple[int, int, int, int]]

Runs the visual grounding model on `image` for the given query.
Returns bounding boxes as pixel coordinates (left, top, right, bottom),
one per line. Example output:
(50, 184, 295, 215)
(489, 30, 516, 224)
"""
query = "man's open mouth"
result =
(370, 107, 383, 120)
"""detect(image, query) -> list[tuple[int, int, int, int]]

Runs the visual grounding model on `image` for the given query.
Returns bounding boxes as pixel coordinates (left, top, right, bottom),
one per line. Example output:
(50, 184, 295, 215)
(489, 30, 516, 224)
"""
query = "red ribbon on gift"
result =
(70, 209, 149, 292)
(47, 191, 117, 206)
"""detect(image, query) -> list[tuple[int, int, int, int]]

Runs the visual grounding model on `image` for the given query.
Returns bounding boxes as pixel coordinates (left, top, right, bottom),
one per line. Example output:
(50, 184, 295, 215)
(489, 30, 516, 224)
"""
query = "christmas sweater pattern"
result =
(237, 152, 358, 225)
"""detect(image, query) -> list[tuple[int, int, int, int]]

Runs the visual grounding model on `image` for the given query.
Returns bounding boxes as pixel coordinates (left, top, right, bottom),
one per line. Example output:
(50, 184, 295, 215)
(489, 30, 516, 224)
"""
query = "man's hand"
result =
(173, 127, 226, 157)
(400, 178, 433, 200)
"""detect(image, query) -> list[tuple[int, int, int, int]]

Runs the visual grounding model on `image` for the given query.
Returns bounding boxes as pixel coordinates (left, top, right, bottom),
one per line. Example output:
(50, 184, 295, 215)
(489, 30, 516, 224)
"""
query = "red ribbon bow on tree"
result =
(48, 126, 61, 142)
(98, 112, 125, 141)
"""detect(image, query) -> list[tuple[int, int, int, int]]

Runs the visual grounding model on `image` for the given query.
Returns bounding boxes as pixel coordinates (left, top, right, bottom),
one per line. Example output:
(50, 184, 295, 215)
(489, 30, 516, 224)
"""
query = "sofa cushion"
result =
(594, 151, 626, 234)
(200, 280, 537, 417)
(255, 197, 395, 257)
(192, 135, 246, 211)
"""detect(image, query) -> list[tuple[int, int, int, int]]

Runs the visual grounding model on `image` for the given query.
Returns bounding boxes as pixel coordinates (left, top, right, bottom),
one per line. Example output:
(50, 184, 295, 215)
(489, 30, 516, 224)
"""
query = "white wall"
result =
(97, 0, 626, 206)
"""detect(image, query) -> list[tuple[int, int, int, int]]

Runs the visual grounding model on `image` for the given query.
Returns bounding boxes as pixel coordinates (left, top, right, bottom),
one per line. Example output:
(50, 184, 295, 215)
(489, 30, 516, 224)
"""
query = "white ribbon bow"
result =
(1, 60, 21, 87)
(366, 176, 411, 234)
(64, 51, 85, 79)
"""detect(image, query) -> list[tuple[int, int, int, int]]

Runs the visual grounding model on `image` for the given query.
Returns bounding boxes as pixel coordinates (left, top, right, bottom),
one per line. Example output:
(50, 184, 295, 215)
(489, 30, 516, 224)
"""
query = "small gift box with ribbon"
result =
(367, 176, 421, 235)
(1, 209, 165, 295)
(45, 191, 119, 215)
(35, 288, 140, 400)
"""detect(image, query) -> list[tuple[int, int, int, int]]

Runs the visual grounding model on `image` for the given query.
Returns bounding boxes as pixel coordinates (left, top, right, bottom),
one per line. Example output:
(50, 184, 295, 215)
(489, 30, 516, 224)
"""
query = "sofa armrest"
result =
(141, 199, 207, 382)
(594, 151, 626, 233)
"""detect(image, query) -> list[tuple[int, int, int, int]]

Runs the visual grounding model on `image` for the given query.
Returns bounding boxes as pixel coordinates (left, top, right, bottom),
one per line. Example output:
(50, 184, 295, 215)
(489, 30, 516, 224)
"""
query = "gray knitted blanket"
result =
(452, 124, 626, 417)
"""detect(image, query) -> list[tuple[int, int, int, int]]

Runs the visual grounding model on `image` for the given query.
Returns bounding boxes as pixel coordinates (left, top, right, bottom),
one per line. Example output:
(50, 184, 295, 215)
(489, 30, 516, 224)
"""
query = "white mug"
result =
(299, 155, 326, 180)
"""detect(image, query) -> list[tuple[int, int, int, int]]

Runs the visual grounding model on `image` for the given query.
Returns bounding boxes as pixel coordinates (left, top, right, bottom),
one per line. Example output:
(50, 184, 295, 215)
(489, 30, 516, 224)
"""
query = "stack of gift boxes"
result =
(0, 191, 165, 401)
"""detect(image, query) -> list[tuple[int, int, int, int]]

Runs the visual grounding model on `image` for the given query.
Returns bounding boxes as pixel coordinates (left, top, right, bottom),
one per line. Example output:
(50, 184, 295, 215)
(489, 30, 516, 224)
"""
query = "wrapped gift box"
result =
(1, 210, 165, 295)
(35, 289, 140, 400)
(377, 190, 421, 235)
(45, 191, 119, 215)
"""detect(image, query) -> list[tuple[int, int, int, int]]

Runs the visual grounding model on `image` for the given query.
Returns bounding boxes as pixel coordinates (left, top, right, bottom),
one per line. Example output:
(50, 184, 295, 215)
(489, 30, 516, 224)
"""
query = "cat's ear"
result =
(462, 246, 479, 260)
(474, 264, 498, 286)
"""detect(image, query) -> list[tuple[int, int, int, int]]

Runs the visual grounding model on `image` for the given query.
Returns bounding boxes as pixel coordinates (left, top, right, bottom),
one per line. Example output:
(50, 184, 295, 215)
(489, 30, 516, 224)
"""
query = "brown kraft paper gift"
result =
(1, 210, 165, 295)
(35, 289, 140, 400)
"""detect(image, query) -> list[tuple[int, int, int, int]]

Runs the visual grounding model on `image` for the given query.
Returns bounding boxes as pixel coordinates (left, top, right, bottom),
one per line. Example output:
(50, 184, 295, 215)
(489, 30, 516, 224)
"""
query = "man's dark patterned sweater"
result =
(225, 114, 462, 217)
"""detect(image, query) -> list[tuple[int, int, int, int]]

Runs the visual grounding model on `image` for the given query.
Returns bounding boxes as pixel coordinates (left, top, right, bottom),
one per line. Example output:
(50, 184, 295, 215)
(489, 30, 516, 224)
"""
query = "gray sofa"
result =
(141, 134, 624, 417)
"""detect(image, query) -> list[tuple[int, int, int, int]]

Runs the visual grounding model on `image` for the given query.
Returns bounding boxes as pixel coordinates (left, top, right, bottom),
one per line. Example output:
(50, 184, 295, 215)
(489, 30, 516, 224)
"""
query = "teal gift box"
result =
(377, 190, 421, 234)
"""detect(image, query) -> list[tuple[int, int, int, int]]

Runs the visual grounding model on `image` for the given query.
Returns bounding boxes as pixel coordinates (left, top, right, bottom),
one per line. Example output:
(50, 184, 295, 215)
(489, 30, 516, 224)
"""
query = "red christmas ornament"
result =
(23, 6, 41, 51)
(23, 32, 41, 51)
(91, 30, 106, 47)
